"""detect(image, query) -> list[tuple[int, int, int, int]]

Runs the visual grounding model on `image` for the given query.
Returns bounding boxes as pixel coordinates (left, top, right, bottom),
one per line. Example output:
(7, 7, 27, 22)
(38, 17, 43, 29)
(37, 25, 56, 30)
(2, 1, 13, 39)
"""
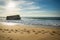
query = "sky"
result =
(0, 0, 60, 17)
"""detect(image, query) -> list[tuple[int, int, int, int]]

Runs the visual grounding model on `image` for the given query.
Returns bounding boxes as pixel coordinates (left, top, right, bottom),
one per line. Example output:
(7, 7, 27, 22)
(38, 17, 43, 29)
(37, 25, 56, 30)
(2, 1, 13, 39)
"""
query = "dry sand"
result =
(0, 23, 60, 40)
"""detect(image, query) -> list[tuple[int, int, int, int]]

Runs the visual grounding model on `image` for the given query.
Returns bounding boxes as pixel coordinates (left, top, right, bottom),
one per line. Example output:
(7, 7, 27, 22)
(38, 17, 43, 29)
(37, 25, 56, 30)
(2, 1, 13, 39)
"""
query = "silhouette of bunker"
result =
(6, 15, 21, 20)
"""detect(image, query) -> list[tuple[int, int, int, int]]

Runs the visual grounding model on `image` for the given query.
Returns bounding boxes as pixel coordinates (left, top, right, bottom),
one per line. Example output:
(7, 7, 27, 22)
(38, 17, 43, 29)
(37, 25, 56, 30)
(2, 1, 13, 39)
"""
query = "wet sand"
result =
(0, 23, 60, 40)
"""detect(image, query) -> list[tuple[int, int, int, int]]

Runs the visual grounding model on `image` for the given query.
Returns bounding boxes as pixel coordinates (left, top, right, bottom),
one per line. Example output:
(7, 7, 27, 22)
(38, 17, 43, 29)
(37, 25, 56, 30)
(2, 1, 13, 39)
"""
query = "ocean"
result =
(0, 17, 60, 27)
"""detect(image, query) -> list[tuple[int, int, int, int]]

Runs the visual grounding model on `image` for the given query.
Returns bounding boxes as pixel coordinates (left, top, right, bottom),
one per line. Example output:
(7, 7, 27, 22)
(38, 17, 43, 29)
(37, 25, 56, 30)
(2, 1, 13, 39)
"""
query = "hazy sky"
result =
(0, 0, 60, 17)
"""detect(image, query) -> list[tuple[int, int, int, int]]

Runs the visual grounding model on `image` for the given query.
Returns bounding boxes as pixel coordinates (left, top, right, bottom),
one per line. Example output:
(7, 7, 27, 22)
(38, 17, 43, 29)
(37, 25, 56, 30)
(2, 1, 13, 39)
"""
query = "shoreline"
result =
(0, 22, 60, 28)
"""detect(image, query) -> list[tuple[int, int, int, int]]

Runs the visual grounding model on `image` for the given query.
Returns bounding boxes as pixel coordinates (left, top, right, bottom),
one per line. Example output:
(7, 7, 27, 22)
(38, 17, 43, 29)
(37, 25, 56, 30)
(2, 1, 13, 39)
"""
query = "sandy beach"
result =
(0, 23, 60, 40)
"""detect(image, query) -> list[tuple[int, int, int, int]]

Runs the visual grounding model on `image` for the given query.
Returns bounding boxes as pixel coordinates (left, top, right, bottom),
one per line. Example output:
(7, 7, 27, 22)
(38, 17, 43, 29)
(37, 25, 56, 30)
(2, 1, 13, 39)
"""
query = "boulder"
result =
(6, 15, 21, 20)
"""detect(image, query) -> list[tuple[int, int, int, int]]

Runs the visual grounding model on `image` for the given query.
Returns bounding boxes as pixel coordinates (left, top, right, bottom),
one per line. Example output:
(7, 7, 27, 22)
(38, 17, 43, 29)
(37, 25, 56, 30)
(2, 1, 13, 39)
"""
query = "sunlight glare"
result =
(2, 22, 17, 26)
(6, 1, 16, 10)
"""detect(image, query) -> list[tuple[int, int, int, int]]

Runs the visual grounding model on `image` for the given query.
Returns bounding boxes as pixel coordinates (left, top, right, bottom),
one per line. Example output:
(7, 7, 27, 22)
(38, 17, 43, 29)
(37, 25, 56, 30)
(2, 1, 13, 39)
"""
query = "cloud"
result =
(20, 11, 60, 17)
(0, 0, 60, 17)
(0, 0, 39, 15)
(14, 0, 41, 10)
(23, 6, 40, 10)
(0, 0, 6, 6)
(0, 6, 5, 14)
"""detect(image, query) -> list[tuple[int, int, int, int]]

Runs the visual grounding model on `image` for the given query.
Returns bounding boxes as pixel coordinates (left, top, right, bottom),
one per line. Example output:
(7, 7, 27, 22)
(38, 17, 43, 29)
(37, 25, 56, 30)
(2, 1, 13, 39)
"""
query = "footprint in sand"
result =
(0, 29, 4, 32)
(41, 30, 45, 32)
(2, 36, 5, 38)
(32, 29, 36, 32)
(14, 29, 19, 33)
(0, 35, 5, 39)
(15, 29, 18, 32)
(10, 39, 13, 40)
(38, 31, 41, 33)
(35, 32, 39, 34)
(0, 28, 2, 30)
(26, 30, 30, 33)
(34, 31, 41, 34)
(8, 31, 11, 33)
(58, 34, 60, 35)
(7, 37, 13, 40)
(4, 29, 9, 31)
(7, 37, 10, 39)
(2, 30, 5, 32)
(42, 30, 51, 34)
(10, 29, 14, 32)
(49, 32, 54, 35)
(49, 31, 58, 35)
(52, 31, 56, 34)
(35, 30, 47, 34)
(52, 31, 60, 35)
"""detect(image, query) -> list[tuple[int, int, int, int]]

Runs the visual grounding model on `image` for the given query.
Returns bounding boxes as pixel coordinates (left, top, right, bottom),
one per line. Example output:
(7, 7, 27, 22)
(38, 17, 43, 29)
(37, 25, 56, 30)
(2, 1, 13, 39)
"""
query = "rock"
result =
(6, 15, 21, 20)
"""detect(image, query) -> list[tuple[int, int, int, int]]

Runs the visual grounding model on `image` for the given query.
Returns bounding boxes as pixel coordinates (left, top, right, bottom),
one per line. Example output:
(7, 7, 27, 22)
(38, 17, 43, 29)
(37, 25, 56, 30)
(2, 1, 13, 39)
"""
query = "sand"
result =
(0, 23, 60, 40)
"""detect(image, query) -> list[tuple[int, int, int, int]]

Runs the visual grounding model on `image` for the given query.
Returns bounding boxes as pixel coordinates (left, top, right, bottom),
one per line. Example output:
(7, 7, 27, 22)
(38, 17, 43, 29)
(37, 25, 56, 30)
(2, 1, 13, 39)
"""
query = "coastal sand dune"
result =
(0, 23, 60, 40)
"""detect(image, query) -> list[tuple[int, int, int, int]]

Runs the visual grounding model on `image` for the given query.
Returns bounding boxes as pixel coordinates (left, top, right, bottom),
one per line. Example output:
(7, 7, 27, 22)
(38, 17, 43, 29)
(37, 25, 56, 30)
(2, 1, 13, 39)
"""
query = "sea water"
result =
(0, 17, 60, 27)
